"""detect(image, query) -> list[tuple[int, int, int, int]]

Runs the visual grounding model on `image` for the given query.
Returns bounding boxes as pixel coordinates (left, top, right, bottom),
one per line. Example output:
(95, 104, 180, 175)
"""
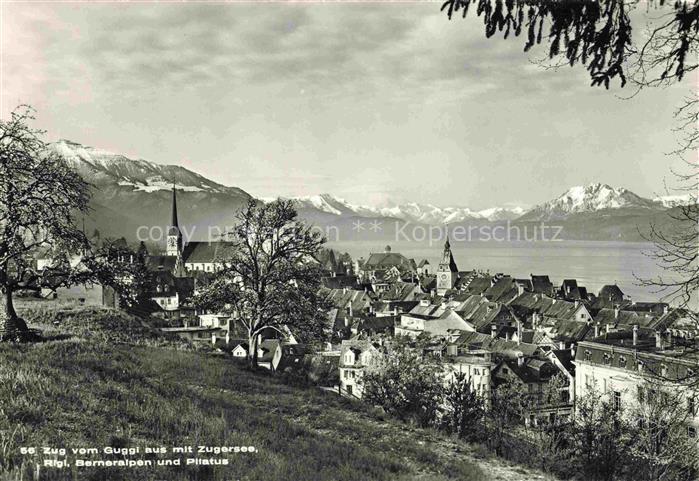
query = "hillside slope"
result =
(0, 306, 550, 481)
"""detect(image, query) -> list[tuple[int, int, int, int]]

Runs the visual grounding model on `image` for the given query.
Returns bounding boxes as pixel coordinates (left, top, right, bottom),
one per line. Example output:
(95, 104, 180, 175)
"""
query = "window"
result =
(613, 391, 622, 411)
(638, 386, 645, 403)
(688, 427, 697, 438)
(618, 356, 627, 368)
(585, 374, 592, 389)
(688, 396, 696, 416)
(603, 354, 611, 366)
(502, 367, 509, 374)
(584, 350, 592, 361)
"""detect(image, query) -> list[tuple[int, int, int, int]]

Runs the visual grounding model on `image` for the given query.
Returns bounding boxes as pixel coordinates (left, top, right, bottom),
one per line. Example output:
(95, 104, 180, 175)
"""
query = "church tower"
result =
(436, 235, 458, 295)
(166, 184, 183, 257)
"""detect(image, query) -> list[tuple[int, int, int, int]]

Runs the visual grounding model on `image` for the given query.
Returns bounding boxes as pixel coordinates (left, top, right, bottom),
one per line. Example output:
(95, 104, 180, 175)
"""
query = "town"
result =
(4, 0, 699, 478)
(32, 183, 699, 477)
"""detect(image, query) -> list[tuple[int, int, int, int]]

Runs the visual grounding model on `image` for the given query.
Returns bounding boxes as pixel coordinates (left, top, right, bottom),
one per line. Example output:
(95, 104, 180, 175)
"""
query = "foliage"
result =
(626, 381, 698, 481)
(441, 0, 698, 89)
(81, 238, 155, 309)
(484, 380, 528, 456)
(441, 370, 484, 440)
(361, 338, 444, 427)
(193, 198, 331, 366)
(569, 386, 632, 481)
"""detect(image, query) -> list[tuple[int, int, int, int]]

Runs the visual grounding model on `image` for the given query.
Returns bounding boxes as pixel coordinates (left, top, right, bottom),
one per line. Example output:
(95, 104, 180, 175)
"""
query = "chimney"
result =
(633, 324, 638, 346)
(491, 324, 497, 339)
(605, 323, 611, 334)
(517, 284, 524, 296)
(552, 298, 556, 305)
(574, 300, 579, 308)
(594, 323, 600, 337)
(614, 307, 619, 319)
(517, 352, 524, 366)
(570, 344, 575, 357)
(663, 305, 669, 315)
(517, 320, 523, 345)
(225, 330, 230, 345)
(348, 302, 353, 317)
(655, 330, 664, 350)
(505, 331, 511, 342)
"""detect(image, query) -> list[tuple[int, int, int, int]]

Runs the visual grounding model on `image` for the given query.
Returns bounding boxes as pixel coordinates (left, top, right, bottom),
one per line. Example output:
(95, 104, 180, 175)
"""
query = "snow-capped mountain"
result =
(278, 194, 525, 224)
(652, 194, 695, 208)
(518, 183, 661, 221)
(49, 140, 251, 240)
(51, 139, 246, 196)
(49, 140, 685, 242)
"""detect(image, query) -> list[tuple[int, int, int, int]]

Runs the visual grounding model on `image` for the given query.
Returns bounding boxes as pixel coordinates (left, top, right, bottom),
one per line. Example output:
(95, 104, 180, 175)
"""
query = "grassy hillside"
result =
(0, 304, 549, 481)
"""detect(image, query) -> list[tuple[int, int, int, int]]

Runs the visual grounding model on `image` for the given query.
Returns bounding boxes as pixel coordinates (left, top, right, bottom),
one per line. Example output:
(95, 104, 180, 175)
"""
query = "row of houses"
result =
(323, 239, 698, 432)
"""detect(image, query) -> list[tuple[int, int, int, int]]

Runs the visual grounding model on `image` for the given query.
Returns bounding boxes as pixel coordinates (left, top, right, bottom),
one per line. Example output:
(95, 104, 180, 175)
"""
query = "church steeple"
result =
(167, 183, 182, 257)
(440, 235, 458, 273)
(436, 233, 459, 295)
(170, 182, 179, 234)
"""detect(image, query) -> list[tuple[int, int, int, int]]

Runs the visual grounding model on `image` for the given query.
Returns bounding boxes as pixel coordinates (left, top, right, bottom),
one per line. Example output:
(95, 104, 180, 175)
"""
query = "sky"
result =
(1, 1, 695, 209)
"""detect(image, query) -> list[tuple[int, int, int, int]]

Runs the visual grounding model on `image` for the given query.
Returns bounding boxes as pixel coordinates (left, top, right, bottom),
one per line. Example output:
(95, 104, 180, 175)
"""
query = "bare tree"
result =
(441, 370, 485, 440)
(193, 198, 330, 368)
(627, 381, 698, 481)
(638, 94, 698, 311)
(570, 386, 632, 481)
(0, 106, 92, 340)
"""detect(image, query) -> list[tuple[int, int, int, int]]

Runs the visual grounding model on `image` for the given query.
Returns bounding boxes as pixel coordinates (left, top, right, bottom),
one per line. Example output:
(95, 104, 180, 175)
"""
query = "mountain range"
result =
(49, 139, 692, 243)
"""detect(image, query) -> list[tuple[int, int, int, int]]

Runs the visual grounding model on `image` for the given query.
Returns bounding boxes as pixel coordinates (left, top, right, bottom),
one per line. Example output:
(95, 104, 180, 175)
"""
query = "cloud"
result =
(3, 3, 594, 111)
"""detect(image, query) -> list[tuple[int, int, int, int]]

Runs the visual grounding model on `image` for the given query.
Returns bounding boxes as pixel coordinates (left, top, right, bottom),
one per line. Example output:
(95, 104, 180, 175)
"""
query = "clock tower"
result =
(436, 235, 458, 295)
(166, 184, 182, 258)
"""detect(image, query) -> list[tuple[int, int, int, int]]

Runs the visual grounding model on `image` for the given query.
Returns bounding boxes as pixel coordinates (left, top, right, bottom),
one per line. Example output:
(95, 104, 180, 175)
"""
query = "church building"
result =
(147, 185, 232, 276)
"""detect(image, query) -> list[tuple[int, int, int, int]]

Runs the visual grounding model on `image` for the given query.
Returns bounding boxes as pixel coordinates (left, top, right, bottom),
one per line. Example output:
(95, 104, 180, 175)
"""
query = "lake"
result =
(327, 240, 683, 305)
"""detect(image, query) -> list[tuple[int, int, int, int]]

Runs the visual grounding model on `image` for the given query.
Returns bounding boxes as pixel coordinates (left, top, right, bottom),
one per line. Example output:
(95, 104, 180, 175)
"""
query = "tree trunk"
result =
(248, 333, 258, 370)
(0, 287, 29, 340)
